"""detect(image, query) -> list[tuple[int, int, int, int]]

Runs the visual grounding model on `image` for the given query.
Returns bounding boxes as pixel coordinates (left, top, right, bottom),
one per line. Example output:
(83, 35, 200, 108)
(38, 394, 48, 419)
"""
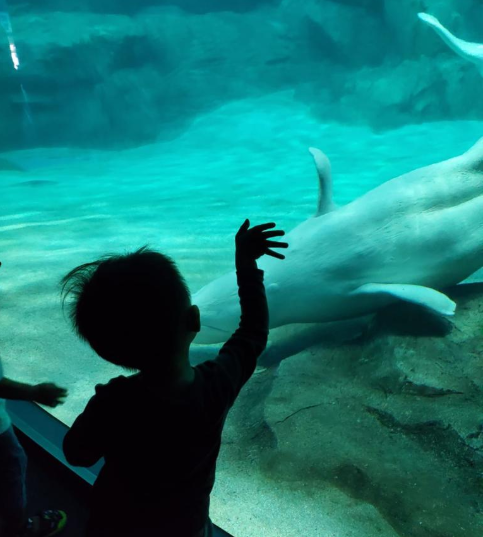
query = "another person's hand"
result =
(235, 220, 288, 269)
(32, 383, 68, 407)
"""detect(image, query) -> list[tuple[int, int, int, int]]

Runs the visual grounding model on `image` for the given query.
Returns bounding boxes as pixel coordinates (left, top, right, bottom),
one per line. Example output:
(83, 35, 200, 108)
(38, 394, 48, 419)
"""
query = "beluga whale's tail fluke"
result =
(418, 12, 483, 74)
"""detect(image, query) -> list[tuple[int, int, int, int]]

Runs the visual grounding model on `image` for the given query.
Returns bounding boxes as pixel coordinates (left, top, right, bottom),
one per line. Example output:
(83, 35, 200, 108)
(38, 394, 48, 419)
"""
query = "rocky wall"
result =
(217, 283, 483, 536)
(1, 0, 483, 150)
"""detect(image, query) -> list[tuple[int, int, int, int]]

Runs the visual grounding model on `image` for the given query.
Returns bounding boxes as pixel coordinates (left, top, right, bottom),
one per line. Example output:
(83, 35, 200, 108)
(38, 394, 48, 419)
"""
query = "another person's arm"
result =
(0, 377, 67, 407)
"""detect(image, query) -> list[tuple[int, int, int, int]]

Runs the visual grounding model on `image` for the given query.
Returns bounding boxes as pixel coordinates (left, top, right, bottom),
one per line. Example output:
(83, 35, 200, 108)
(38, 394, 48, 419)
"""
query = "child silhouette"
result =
(61, 220, 288, 536)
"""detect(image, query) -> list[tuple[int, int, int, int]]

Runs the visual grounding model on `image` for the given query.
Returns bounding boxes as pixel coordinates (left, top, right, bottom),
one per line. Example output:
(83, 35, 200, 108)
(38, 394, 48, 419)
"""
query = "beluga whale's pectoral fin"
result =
(418, 12, 483, 70)
(308, 147, 337, 217)
(353, 283, 456, 316)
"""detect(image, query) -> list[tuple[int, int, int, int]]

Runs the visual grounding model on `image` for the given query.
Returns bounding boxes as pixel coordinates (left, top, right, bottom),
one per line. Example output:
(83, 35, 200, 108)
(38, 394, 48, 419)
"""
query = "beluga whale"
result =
(193, 139, 483, 344)
(418, 12, 483, 74)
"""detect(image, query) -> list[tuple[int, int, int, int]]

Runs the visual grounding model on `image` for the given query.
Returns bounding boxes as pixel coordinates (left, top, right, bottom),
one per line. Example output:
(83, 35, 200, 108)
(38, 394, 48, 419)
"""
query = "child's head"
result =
(61, 247, 200, 371)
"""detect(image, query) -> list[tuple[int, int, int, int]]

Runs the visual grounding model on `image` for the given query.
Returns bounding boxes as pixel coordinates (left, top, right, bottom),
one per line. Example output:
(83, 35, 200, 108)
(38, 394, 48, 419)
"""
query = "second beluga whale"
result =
(193, 139, 483, 344)
(418, 12, 483, 74)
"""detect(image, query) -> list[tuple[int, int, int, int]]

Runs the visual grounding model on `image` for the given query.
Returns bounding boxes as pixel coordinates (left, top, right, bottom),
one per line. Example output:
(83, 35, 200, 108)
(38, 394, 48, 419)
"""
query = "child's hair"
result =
(61, 246, 191, 370)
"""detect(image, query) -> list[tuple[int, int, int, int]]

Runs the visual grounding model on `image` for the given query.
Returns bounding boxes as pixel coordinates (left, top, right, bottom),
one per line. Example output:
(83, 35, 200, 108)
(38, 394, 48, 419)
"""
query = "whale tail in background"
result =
(418, 12, 483, 68)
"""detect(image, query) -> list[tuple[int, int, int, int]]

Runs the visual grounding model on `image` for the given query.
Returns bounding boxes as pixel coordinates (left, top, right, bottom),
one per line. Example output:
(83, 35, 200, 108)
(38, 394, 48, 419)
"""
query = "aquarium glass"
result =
(1, 0, 482, 535)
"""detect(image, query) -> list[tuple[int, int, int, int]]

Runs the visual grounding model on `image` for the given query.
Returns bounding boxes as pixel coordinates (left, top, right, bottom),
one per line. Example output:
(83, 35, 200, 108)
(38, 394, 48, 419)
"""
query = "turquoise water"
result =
(1, 1, 483, 536)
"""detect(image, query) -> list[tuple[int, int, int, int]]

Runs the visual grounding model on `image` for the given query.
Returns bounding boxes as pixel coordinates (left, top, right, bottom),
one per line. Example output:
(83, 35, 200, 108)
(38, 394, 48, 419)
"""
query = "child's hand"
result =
(32, 383, 68, 407)
(235, 219, 288, 269)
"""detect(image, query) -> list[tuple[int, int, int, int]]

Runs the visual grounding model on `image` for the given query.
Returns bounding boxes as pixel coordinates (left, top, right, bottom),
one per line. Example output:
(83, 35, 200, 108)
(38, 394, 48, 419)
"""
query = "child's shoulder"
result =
(94, 373, 140, 397)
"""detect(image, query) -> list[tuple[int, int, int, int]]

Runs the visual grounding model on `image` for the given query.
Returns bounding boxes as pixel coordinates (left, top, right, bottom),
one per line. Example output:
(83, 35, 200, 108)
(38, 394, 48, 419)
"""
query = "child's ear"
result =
(187, 305, 201, 333)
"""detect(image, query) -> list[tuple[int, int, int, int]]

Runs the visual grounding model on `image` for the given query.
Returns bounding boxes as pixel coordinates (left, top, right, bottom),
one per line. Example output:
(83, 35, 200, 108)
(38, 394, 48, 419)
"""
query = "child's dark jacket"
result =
(63, 268, 268, 535)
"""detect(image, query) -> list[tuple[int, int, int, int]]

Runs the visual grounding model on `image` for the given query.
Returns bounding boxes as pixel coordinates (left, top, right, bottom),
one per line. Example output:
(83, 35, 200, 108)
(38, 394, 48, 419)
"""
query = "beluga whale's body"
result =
(418, 12, 483, 74)
(194, 139, 483, 344)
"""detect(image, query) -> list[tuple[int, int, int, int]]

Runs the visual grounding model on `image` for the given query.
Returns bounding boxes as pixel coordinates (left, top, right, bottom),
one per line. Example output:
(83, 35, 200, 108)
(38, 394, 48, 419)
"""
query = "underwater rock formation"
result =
(7, 0, 277, 15)
(262, 287, 483, 537)
(1, 0, 483, 149)
(217, 282, 483, 536)
(1, 8, 292, 149)
(326, 0, 383, 11)
(280, 0, 384, 66)
(314, 55, 483, 130)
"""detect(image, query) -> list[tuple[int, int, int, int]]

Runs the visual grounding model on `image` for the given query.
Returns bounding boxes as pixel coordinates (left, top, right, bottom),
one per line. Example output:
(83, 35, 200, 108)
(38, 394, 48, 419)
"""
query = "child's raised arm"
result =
(235, 219, 287, 270)
(207, 220, 288, 408)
